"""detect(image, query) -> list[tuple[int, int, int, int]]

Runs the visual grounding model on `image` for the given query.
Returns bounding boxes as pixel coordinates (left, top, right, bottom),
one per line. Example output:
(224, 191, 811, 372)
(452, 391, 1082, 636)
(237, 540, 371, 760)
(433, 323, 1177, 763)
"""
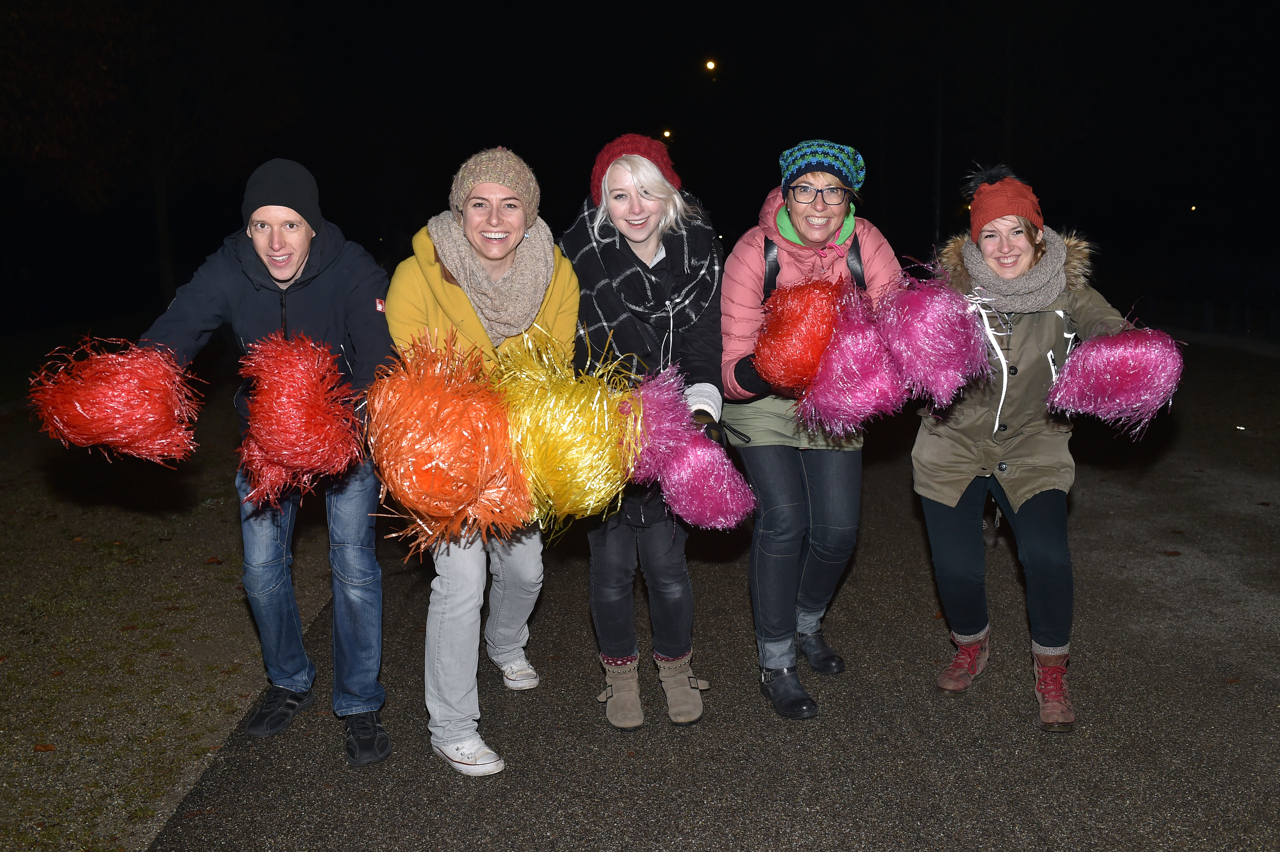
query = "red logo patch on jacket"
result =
(375, 299, 385, 313)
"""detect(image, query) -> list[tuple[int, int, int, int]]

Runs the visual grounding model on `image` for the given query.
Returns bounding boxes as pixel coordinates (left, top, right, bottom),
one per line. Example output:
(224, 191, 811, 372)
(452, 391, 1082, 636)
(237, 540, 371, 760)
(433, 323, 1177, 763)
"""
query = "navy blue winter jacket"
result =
(140, 219, 394, 426)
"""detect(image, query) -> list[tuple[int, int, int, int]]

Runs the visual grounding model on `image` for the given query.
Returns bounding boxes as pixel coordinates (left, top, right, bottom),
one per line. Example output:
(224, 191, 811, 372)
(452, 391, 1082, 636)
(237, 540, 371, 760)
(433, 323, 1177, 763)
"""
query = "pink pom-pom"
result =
(1047, 328, 1183, 437)
(658, 433, 755, 530)
(633, 367, 702, 485)
(877, 274, 990, 407)
(799, 293, 908, 436)
(238, 331, 363, 506)
(29, 338, 202, 465)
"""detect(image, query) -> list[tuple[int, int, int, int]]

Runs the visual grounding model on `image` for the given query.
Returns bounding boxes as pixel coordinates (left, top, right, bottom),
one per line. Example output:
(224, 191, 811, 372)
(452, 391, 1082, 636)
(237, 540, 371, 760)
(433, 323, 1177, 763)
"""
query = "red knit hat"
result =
(969, 177, 1043, 242)
(590, 134, 682, 206)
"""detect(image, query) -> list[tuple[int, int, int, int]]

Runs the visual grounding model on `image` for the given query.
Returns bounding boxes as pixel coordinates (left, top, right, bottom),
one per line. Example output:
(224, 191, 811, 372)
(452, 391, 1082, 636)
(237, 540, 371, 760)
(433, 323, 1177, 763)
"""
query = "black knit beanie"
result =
(241, 159, 322, 234)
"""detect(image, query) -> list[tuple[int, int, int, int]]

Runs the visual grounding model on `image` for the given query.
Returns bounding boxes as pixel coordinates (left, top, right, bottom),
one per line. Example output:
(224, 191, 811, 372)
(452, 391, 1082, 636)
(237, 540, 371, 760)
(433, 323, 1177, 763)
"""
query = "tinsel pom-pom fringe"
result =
(799, 293, 908, 436)
(659, 434, 756, 531)
(877, 274, 990, 407)
(29, 338, 201, 465)
(632, 366, 753, 529)
(238, 331, 362, 506)
(492, 331, 640, 530)
(633, 367, 701, 485)
(366, 335, 532, 554)
(1046, 327, 1183, 437)
(754, 279, 844, 395)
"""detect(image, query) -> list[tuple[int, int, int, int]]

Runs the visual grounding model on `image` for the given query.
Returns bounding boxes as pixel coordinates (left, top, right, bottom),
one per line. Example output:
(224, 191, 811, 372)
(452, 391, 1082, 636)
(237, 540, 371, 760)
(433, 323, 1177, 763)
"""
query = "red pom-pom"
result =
(1047, 328, 1183, 437)
(29, 338, 201, 465)
(877, 274, 990, 407)
(238, 331, 362, 506)
(754, 280, 843, 395)
(798, 293, 908, 435)
(366, 335, 532, 554)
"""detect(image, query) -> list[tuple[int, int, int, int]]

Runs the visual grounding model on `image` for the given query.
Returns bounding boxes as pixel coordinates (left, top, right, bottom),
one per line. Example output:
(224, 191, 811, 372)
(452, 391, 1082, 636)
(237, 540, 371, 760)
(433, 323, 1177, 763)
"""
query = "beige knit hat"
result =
(449, 147, 540, 223)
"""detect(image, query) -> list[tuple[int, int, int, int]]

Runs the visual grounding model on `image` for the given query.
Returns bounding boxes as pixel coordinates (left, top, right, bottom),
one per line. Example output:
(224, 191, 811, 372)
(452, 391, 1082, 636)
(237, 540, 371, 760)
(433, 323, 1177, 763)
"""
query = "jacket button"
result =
(998, 423, 1008, 432)
(997, 462, 1008, 472)
(1008, 365, 1018, 376)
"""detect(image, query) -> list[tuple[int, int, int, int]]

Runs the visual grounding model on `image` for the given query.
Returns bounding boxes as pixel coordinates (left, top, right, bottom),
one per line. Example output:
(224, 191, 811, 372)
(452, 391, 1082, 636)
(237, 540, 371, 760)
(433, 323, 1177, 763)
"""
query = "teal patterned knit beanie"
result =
(779, 140, 866, 194)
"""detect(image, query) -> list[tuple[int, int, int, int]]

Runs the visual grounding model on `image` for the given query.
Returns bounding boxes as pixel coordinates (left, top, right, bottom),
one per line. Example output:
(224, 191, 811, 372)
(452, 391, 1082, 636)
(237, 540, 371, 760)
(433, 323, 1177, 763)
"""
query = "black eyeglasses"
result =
(788, 185, 851, 205)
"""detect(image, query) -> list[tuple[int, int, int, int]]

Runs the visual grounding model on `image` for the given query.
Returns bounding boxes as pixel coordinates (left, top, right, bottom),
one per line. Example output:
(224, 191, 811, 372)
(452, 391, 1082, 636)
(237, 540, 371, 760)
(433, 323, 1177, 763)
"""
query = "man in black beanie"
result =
(141, 159, 394, 767)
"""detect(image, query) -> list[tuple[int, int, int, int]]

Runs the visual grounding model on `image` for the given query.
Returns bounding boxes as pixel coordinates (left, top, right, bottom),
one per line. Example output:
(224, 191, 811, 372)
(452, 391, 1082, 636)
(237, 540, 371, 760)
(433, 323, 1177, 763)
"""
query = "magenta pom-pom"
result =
(1047, 328, 1183, 437)
(799, 293, 908, 436)
(878, 274, 990, 407)
(659, 434, 755, 530)
(633, 367, 701, 485)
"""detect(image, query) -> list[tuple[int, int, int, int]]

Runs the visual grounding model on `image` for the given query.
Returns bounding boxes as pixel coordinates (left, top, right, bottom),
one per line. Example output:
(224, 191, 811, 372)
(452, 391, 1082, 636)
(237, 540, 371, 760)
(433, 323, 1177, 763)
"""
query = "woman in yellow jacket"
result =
(385, 148, 578, 776)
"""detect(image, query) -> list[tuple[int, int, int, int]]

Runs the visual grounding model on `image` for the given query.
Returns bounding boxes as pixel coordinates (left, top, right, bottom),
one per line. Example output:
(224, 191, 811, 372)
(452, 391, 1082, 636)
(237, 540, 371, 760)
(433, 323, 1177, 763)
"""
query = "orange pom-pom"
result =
(238, 331, 362, 507)
(754, 279, 844, 395)
(366, 334, 532, 555)
(29, 338, 201, 465)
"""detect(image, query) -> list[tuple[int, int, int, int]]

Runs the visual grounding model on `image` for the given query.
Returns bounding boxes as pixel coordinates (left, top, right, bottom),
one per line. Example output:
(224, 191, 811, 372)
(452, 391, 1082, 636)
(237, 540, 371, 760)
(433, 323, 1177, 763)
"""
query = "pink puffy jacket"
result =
(721, 187, 903, 400)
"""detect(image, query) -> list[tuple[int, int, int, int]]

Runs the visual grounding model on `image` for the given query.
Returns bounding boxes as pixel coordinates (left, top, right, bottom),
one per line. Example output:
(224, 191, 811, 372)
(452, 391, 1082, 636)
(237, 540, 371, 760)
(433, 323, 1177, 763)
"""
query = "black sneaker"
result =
(245, 686, 315, 738)
(344, 710, 392, 767)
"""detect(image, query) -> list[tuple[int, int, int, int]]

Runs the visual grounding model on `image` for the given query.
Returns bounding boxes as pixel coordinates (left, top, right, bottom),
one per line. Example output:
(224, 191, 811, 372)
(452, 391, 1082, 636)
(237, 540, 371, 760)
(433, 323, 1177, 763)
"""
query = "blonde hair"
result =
(592, 155, 701, 241)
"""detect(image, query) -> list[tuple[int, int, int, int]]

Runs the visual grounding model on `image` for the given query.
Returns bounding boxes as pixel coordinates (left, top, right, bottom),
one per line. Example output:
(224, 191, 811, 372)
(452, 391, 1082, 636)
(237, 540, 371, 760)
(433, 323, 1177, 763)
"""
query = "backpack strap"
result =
(761, 232, 866, 300)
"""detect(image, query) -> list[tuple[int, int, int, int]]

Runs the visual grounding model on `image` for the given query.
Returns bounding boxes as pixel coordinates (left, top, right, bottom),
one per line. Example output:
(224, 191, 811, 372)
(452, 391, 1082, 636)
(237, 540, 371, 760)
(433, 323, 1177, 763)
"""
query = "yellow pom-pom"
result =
(490, 331, 640, 531)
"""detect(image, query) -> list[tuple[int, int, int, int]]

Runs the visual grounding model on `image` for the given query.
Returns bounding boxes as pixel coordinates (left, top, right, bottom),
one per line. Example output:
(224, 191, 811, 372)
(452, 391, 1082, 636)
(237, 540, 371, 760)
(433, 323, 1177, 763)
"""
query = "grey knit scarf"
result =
(427, 212, 555, 347)
(961, 226, 1066, 313)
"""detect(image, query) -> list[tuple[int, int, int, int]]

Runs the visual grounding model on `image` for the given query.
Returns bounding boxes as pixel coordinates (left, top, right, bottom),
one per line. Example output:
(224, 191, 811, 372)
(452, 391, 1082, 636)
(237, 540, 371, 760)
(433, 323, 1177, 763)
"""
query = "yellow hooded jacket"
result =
(385, 225, 579, 360)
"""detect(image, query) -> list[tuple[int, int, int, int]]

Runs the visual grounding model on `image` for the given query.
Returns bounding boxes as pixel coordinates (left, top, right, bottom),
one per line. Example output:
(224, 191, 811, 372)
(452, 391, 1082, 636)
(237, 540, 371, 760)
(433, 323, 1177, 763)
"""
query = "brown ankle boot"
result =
(1033, 653, 1075, 732)
(936, 630, 990, 694)
(655, 651, 710, 726)
(596, 658, 643, 731)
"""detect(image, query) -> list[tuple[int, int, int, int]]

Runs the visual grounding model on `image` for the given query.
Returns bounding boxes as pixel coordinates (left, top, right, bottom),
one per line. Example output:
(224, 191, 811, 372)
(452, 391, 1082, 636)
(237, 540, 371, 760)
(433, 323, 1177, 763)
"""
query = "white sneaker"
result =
(432, 737, 505, 776)
(498, 657, 540, 691)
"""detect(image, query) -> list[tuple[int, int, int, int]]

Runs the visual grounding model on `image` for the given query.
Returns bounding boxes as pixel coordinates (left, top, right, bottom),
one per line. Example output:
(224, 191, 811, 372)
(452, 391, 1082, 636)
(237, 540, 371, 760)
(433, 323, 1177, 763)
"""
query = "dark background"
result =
(2, 1, 1271, 368)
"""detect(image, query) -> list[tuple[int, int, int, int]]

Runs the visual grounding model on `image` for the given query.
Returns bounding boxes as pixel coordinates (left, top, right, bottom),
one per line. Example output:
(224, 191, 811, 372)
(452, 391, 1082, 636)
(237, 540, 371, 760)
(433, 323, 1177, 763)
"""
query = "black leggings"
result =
(920, 477, 1073, 649)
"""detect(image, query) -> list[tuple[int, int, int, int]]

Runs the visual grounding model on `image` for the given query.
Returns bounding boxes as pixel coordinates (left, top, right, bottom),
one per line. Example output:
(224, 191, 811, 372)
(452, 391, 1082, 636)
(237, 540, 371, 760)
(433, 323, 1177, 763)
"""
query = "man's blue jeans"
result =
(738, 446, 862, 669)
(235, 457, 385, 716)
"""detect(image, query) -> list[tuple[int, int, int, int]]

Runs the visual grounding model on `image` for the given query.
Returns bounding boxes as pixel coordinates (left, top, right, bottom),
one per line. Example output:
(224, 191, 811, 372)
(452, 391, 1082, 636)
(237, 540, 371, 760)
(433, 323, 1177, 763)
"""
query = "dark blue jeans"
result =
(920, 477, 1073, 649)
(738, 446, 862, 669)
(236, 457, 386, 716)
(587, 488, 693, 660)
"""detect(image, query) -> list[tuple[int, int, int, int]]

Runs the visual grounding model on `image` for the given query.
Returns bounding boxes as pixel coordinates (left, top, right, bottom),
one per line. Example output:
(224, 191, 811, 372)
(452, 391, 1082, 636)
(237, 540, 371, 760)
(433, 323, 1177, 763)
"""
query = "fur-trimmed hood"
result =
(937, 230, 1093, 296)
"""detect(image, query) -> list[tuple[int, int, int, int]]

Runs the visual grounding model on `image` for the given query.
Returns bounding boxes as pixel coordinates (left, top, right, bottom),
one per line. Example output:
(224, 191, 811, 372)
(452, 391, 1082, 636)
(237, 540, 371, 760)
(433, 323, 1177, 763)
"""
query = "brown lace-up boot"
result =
(936, 630, 990, 694)
(1033, 653, 1076, 732)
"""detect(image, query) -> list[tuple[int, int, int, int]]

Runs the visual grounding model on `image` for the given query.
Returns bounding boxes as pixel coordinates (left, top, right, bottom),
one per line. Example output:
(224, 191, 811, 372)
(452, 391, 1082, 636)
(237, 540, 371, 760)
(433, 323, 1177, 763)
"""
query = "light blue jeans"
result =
(425, 525, 543, 746)
(236, 457, 385, 716)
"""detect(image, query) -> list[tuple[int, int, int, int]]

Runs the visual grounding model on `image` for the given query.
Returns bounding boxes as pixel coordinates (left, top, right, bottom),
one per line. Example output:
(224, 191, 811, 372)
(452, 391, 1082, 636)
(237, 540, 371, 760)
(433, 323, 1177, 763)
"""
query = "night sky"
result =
(2, 3, 1268, 338)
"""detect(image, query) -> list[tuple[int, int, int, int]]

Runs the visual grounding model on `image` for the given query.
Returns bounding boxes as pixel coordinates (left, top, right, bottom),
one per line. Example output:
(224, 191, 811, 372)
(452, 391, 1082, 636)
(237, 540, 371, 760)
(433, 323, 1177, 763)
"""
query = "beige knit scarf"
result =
(427, 212, 555, 347)
(961, 226, 1067, 314)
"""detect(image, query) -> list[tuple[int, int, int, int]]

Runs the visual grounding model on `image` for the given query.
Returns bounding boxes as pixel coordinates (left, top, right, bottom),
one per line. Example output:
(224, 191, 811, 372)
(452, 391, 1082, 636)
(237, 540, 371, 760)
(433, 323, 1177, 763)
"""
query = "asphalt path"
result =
(149, 332, 1280, 851)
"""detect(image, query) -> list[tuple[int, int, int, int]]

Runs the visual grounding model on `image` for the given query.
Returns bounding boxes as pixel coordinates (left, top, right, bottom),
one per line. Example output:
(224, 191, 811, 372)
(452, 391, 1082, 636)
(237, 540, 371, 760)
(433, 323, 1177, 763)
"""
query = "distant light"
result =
(1191, 205, 1196, 211)
(1237, 426, 1246, 430)
(706, 60, 716, 70)
(663, 130, 671, 138)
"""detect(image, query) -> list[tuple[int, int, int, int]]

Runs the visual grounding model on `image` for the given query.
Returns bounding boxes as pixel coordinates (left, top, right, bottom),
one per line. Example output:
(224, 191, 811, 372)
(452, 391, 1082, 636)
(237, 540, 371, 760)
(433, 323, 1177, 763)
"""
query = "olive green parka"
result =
(911, 233, 1128, 510)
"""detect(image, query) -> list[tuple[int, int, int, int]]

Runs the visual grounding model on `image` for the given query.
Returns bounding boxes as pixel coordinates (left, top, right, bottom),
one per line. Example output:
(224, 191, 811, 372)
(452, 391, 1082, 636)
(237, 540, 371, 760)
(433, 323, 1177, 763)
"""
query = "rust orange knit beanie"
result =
(969, 177, 1043, 242)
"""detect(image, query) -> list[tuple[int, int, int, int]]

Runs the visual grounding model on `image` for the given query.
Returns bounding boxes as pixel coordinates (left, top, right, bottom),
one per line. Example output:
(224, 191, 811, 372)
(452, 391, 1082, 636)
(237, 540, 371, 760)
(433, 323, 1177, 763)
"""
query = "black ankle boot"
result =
(759, 666, 818, 720)
(796, 631, 846, 675)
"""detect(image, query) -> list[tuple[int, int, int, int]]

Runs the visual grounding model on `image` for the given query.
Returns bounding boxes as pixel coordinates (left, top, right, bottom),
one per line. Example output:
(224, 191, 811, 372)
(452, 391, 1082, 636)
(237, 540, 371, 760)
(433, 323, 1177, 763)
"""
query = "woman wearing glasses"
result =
(721, 140, 902, 719)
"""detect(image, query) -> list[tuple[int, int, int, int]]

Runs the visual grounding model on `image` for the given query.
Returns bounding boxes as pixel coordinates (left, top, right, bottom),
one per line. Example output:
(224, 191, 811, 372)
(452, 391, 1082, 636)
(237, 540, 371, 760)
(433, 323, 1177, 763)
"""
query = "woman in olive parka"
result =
(913, 166, 1129, 733)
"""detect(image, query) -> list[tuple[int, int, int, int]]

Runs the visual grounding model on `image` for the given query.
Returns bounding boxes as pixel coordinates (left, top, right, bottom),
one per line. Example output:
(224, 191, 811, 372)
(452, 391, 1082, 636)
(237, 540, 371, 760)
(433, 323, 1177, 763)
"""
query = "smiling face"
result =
(978, 215, 1044, 279)
(605, 163, 666, 263)
(461, 182, 528, 281)
(785, 171, 850, 248)
(246, 206, 315, 286)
